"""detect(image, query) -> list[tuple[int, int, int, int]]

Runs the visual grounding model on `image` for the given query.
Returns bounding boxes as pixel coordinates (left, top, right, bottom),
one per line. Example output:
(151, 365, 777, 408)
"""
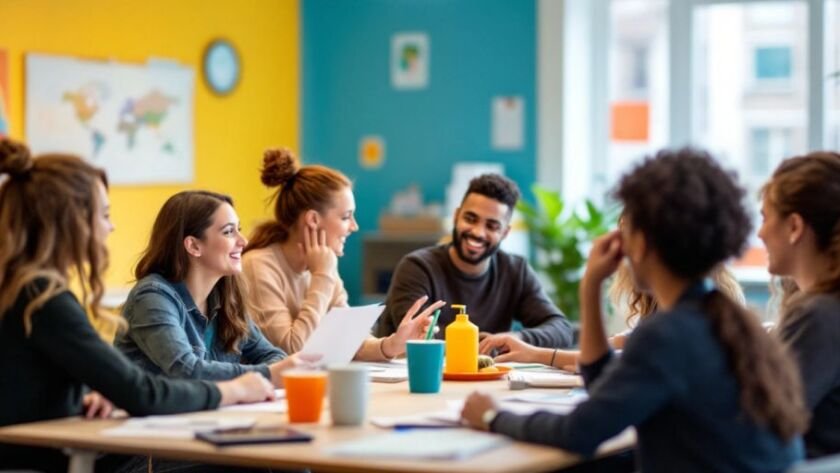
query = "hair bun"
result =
(0, 139, 33, 178)
(261, 148, 300, 187)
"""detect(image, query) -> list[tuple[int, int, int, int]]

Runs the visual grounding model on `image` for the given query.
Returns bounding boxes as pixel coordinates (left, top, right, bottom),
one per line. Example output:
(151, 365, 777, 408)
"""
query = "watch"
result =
(203, 39, 241, 96)
(481, 408, 499, 431)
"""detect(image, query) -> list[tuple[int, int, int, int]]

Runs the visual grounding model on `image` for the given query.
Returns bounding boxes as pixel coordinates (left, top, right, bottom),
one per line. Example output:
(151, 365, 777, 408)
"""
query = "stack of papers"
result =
(328, 429, 507, 460)
(370, 410, 460, 429)
(507, 370, 583, 389)
(351, 360, 408, 383)
(102, 415, 256, 439)
(501, 390, 588, 414)
(369, 368, 408, 383)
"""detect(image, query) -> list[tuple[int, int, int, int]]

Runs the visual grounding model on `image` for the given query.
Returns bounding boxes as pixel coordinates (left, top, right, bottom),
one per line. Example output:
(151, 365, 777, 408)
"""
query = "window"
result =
(556, 0, 829, 205)
(754, 46, 793, 81)
(551, 0, 835, 316)
(827, 0, 840, 149)
(606, 0, 668, 187)
(749, 127, 792, 178)
(693, 1, 807, 196)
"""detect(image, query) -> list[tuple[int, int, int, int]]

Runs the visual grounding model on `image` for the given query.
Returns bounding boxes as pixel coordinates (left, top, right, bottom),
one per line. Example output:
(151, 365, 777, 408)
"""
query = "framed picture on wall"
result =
(391, 32, 429, 90)
(25, 53, 195, 185)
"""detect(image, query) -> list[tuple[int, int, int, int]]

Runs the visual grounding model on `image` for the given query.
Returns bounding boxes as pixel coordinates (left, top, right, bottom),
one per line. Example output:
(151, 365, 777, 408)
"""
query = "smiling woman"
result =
(114, 190, 300, 389)
(241, 148, 444, 359)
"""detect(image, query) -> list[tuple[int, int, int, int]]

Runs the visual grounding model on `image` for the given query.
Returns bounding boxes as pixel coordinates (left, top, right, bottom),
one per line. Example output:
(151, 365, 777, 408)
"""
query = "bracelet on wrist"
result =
(379, 337, 395, 360)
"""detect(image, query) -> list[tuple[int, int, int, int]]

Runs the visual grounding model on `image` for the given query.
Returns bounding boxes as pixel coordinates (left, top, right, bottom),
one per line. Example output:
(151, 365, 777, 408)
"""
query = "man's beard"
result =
(451, 227, 501, 265)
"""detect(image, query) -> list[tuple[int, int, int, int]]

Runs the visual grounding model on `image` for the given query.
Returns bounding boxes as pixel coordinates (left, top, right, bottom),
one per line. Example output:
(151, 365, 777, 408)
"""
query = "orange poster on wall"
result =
(0, 49, 8, 137)
(611, 101, 649, 142)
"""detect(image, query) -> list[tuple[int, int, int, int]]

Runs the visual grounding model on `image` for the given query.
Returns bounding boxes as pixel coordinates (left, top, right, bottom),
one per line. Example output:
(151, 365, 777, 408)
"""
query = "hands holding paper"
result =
(380, 295, 446, 358)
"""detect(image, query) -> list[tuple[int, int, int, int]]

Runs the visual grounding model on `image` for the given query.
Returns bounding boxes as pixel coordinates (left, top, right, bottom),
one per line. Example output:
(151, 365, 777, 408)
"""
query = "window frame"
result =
(541, 0, 830, 206)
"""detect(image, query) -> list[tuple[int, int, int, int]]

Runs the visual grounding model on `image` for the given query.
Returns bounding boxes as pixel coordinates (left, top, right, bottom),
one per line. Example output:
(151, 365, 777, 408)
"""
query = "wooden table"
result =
(0, 377, 634, 473)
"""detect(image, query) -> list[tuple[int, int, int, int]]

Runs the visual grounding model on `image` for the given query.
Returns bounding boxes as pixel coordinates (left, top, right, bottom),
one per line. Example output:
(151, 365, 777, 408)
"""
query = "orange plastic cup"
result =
(283, 371, 328, 423)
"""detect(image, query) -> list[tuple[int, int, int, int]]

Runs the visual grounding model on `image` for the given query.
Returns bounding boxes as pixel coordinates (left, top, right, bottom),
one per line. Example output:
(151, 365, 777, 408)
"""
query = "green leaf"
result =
(516, 186, 619, 321)
(533, 185, 564, 222)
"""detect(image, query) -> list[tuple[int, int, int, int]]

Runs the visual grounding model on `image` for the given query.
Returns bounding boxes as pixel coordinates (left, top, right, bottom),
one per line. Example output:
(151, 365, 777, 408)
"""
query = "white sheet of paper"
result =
(101, 415, 255, 439)
(328, 429, 506, 460)
(299, 304, 385, 366)
(492, 96, 524, 150)
(219, 390, 287, 413)
(507, 370, 583, 388)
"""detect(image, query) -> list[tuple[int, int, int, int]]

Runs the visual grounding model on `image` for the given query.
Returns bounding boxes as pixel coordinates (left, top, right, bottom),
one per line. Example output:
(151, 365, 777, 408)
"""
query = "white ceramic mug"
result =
(327, 365, 369, 426)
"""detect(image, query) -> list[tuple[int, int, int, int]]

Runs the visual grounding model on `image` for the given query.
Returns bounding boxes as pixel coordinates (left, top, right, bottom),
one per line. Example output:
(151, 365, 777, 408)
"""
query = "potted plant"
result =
(517, 185, 617, 321)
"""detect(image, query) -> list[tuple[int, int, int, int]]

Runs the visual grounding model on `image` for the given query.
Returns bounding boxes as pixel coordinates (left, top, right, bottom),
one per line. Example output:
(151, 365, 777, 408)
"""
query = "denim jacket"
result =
(115, 273, 286, 381)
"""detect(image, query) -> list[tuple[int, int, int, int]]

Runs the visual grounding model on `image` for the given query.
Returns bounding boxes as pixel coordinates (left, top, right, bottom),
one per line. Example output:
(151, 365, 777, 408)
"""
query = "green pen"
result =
(424, 309, 441, 340)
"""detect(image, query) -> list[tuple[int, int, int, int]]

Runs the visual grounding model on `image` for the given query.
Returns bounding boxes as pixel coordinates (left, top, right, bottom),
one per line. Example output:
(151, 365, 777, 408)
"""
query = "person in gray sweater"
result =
(375, 174, 573, 349)
(759, 151, 840, 458)
(462, 148, 809, 473)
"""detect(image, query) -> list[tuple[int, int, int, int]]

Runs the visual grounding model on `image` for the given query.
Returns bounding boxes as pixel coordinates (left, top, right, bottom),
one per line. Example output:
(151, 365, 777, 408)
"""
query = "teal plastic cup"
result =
(406, 340, 445, 393)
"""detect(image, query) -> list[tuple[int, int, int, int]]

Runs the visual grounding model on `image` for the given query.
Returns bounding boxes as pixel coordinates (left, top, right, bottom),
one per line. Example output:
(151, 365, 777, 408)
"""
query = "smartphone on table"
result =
(196, 426, 313, 446)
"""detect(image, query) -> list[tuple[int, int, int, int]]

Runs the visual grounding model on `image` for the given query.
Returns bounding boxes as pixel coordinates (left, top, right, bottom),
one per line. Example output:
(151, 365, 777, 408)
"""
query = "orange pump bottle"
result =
(445, 304, 478, 373)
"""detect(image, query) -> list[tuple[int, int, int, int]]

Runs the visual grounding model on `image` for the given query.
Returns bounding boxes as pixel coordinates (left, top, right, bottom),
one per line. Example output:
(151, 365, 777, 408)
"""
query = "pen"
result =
(424, 309, 441, 340)
(394, 424, 458, 431)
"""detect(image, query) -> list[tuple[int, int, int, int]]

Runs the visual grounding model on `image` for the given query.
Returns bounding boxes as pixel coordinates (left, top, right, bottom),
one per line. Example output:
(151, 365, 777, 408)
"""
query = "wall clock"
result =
(203, 39, 240, 96)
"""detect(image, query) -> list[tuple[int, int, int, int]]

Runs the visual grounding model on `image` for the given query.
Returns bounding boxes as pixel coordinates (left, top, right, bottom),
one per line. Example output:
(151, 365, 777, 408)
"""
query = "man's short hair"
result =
(463, 173, 521, 212)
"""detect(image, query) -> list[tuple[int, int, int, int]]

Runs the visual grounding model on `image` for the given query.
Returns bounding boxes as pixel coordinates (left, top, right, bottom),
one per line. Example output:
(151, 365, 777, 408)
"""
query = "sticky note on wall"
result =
(611, 101, 649, 142)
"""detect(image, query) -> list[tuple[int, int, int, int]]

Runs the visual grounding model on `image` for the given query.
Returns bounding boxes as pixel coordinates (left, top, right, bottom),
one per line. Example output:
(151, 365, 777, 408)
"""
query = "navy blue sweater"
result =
(491, 283, 803, 473)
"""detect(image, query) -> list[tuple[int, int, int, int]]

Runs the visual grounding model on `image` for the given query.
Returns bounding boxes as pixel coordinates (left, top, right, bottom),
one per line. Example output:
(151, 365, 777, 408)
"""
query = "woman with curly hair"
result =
(759, 151, 840, 458)
(462, 148, 808, 472)
(241, 148, 444, 360)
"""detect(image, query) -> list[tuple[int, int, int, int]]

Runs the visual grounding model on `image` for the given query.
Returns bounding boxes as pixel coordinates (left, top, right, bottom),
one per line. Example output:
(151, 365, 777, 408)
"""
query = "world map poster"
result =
(25, 53, 194, 184)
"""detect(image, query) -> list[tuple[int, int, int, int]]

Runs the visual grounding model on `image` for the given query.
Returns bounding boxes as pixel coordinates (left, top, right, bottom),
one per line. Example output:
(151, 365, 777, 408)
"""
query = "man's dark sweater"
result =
(490, 283, 803, 473)
(778, 293, 840, 458)
(0, 284, 221, 472)
(374, 245, 573, 348)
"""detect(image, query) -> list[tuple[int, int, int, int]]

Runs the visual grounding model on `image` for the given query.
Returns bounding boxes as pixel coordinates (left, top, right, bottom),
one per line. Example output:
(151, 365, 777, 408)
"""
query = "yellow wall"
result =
(0, 0, 299, 288)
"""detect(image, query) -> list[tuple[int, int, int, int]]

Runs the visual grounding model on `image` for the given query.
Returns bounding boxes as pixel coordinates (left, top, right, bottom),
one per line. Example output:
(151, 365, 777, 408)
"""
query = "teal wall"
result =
(302, 0, 537, 304)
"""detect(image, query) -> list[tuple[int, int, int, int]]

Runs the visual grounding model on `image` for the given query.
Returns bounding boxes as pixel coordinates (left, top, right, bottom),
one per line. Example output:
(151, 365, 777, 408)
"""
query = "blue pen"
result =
(394, 424, 457, 431)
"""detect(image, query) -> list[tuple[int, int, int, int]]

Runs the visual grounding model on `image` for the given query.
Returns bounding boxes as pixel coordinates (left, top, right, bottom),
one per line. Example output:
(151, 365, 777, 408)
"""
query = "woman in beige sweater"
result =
(242, 148, 444, 360)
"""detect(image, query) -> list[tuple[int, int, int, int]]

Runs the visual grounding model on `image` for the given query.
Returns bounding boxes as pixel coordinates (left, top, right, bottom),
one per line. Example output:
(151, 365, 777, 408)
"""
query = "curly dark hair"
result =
(615, 148, 751, 279)
(463, 174, 520, 215)
(614, 147, 809, 441)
